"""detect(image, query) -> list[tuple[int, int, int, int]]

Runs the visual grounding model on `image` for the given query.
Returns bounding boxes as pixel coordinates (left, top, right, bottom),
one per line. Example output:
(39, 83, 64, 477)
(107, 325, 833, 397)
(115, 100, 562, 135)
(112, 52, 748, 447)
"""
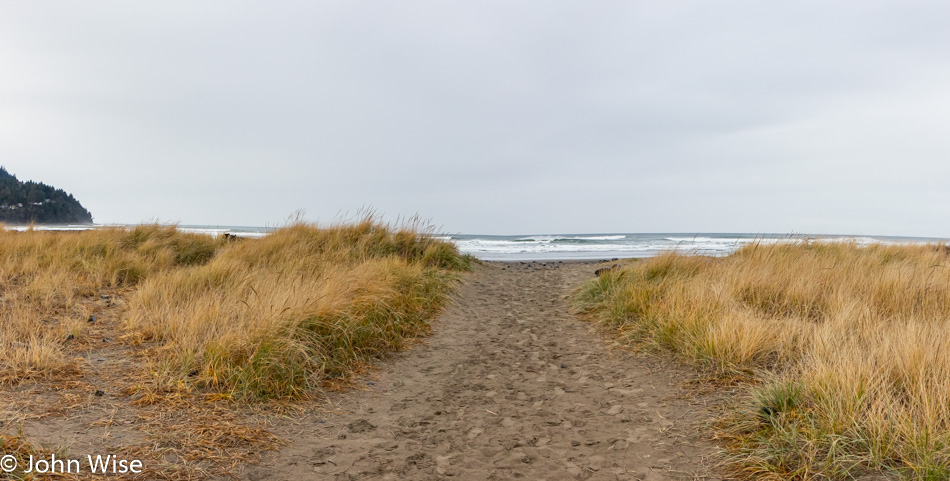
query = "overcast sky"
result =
(2, 1, 949, 235)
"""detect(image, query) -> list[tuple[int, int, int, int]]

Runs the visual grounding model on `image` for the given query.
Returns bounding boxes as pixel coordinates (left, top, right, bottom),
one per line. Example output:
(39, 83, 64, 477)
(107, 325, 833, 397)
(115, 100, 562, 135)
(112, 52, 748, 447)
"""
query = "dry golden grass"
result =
(0, 219, 468, 396)
(0, 225, 221, 384)
(125, 220, 472, 399)
(0, 219, 470, 479)
(0, 431, 42, 481)
(573, 241, 950, 480)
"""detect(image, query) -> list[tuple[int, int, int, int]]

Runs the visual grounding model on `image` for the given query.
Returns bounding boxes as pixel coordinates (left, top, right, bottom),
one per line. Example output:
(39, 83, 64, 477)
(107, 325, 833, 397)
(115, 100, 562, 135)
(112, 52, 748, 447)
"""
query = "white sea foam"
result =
(6, 224, 97, 232)
(176, 227, 270, 238)
(2, 224, 272, 238)
(815, 236, 897, 246)
(448, 233, 936, 260)
(514, 236, 557, 243)
(573, 235, 626, 241)
(664, 236, 758, 243)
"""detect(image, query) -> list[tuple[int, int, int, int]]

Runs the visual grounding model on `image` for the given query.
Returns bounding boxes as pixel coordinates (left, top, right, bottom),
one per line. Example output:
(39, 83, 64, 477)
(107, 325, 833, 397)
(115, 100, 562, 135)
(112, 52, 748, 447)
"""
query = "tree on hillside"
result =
(0, 166, 94, 224)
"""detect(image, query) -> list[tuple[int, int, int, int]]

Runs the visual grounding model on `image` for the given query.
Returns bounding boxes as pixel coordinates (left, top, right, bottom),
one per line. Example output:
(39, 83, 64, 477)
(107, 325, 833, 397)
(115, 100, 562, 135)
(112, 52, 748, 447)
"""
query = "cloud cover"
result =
(2, 1, 949, 235)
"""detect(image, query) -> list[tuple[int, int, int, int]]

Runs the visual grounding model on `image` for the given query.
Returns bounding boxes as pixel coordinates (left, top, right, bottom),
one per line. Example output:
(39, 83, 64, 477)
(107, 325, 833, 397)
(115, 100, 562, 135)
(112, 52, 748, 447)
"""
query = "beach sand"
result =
(240, 261, 722, 480)
(9, 261, 721, 480)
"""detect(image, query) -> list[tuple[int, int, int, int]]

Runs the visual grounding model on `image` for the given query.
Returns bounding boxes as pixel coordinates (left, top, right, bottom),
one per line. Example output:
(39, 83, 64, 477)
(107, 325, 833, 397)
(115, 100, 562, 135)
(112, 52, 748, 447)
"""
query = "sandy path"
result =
(241, 262, 721, 481)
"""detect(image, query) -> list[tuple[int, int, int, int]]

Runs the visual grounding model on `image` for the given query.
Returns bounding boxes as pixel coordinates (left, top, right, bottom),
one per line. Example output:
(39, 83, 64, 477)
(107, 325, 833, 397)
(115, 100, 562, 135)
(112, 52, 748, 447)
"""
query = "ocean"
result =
(7, 225, 945, 261)
(443, 233, 946, 261)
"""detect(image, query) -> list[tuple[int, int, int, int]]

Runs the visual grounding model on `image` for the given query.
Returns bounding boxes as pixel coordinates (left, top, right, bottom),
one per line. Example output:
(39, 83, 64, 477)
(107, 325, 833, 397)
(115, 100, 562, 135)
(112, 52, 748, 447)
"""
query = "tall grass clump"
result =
(0, 226, 222, 383)
(125, 219, 472, 400)
(572, 241, 950, 479)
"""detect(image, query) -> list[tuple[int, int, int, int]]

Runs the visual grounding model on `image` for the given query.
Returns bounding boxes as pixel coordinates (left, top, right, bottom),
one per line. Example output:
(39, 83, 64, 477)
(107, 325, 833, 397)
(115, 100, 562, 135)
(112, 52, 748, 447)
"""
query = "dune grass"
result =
(0, 225, 222, 384)
(0, 219, 471, 402)
(124, 219, 472, 400)
(572, 241, 950, 480)
(0, 431, 45, 481)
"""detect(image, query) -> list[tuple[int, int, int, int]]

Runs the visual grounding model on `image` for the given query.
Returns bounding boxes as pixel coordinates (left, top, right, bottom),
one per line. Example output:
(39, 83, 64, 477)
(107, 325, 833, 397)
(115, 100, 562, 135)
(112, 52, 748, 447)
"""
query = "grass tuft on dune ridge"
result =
(0, 219, 471, 401)
(573, 241, 950, 479)
(125, 219, 473, 400)
(0, 225, 223, 384)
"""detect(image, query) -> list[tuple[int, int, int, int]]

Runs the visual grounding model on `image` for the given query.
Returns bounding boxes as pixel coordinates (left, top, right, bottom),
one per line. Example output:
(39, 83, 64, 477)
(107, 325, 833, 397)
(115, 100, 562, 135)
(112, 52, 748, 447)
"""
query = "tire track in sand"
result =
(240, 262, 722, 481)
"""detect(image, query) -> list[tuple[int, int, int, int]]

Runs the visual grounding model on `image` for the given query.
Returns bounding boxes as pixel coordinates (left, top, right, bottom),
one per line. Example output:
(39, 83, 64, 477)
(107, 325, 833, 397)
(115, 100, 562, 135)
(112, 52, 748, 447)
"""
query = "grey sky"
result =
(2, 1, 949, 235)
